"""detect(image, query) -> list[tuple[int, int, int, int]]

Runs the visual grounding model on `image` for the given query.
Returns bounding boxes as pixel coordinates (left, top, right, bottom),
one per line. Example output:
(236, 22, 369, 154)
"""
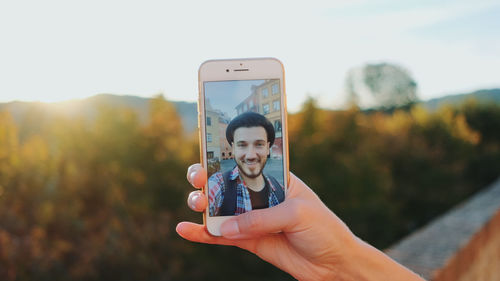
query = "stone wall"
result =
(386, 177, 500, 281)
(434, 209, 500, 281)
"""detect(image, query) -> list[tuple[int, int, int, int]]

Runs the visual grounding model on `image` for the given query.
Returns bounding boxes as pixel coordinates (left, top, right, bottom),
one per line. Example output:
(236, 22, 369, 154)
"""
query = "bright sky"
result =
(205, 80, 266, 119)
(1, 0, 499, 111)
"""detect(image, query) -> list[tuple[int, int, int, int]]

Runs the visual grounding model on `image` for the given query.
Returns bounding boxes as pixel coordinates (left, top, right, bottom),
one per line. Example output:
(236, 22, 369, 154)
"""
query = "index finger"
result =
(186, 163, 207, 189)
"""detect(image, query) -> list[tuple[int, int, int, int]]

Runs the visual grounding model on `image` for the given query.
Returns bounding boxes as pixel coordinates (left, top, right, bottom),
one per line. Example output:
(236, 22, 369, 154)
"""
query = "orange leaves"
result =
(0, 95, 498, 279)
(288, 98, 499, 248)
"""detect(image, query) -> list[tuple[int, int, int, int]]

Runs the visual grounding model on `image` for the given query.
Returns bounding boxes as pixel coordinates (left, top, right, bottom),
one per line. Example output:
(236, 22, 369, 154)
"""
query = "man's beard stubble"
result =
(236, 157, 267, 179)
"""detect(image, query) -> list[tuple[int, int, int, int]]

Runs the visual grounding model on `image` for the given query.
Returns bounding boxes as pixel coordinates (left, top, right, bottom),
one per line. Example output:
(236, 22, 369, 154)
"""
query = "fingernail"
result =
(220, 220, 240, 237)
(189, 193, 200, 210)
(189, 171, 197, 184)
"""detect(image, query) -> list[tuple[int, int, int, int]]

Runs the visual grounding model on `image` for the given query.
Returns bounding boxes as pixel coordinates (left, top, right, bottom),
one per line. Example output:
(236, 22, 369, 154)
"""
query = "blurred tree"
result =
(0, 112, 19, 183)
(289, 98, 495, 248)
(345, 63, 418, 108)
(462, 100, 500, 186)
(0, 96, 499, 280)
(290, 99, 398, 247)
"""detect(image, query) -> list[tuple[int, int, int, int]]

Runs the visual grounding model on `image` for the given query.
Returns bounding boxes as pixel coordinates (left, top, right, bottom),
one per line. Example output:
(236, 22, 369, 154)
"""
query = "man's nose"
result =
(245, 146, 258, 159)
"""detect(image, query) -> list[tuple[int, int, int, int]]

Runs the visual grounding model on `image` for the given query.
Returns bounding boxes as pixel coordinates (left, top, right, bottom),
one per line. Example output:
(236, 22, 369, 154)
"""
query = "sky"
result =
(1, 0, 499, 111)
(204, 80, 267, 119)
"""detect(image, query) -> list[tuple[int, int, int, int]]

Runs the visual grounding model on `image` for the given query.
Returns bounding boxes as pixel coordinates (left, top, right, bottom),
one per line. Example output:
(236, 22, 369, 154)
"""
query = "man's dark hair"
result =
(226, 112, 275, 146)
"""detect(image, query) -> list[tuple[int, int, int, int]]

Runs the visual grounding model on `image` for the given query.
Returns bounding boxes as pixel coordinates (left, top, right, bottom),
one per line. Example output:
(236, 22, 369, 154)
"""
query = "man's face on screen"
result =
(233, 126, 270, 179)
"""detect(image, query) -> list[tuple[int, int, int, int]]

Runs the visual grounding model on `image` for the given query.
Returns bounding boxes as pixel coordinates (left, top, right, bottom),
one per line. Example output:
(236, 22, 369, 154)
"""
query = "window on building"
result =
(262, 88, 269, 98)
(207, 116, 211, 126)
(243, 104, 248, 111)
(273, 100, 280, 111)
(208, 151, 214, 159)
(249, 100, 254, 108)
(263, 104, 270, 114)
(274, 120, 282, 132)
(272, 83, 279, 94)
(222, 152, 225, 157)
(207, 133, 212, 143)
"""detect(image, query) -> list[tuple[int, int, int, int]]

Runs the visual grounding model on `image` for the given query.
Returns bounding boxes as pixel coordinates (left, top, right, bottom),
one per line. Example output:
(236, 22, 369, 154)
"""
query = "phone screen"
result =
(203, 79, 285, 217)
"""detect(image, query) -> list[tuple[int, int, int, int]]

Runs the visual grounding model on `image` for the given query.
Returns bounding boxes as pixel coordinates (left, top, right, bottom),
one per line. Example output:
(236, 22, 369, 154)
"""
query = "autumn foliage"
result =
(0, 96, 499, 280)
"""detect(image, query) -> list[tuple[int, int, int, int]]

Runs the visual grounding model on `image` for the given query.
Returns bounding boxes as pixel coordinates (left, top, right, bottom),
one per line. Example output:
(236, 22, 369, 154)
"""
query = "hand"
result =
(176, 164, 425, 281)
(177, 164, 353, 280)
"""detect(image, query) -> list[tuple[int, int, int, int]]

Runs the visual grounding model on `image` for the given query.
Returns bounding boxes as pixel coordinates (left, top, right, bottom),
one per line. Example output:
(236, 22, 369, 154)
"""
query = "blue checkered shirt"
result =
(208, 166, 284, 216)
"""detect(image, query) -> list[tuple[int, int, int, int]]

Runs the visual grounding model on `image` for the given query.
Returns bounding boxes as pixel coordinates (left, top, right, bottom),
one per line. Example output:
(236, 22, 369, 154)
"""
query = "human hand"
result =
(177, 164, 355, 280)
(176, 164, 424, 281)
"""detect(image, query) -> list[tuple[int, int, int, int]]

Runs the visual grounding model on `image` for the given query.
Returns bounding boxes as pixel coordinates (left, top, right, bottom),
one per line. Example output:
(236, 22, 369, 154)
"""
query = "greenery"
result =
(345, 63, 418, 108)
(0, 95, 499, 280)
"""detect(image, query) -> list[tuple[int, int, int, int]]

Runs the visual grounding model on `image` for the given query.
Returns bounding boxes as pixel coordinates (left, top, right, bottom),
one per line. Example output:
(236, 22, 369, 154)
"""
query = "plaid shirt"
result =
(208, 166, 284, 216)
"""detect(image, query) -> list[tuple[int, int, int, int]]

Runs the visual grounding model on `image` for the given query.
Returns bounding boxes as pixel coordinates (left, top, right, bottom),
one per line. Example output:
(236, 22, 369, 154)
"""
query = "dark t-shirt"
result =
(247, 179, 270, 210)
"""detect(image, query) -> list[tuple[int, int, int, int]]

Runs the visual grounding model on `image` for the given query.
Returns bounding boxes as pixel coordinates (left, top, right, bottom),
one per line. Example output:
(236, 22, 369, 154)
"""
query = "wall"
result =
(386, 177, 500, 281)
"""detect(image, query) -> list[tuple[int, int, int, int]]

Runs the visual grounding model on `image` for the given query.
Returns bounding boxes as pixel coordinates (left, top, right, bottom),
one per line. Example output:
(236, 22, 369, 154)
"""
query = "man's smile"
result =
(232, 127, 270, 179)
(242, 159, 259, 165)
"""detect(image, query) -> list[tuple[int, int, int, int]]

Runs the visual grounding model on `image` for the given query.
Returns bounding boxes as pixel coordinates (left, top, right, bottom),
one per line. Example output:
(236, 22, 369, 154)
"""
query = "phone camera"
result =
(226, 69, 229, 72)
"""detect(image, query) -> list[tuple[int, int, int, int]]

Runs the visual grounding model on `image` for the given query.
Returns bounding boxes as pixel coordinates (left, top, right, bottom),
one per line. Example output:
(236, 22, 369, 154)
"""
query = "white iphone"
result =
(198, 58, 289, 236)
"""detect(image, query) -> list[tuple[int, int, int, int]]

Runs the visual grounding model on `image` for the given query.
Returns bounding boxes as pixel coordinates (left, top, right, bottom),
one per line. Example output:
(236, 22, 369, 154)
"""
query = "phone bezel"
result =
(198, 58, 289, 236)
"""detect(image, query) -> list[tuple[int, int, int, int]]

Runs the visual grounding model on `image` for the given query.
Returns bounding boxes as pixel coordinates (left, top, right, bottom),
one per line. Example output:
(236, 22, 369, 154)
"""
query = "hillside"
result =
(0, 94, 198, 133)
(1, 88, 499, 133)
(424, 89, 500, 110)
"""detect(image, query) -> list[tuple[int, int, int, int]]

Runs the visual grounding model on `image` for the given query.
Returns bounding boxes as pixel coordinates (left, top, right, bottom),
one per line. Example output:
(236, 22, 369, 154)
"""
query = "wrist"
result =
(336, 237, 425, 281)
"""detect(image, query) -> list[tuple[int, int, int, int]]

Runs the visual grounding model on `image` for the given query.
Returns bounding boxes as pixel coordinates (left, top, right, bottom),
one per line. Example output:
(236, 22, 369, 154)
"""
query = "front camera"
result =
(226, 69, 229, 72)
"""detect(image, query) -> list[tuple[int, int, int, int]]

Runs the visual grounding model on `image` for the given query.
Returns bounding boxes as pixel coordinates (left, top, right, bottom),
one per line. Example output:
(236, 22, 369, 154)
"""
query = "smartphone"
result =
(198, 58, 289, 236)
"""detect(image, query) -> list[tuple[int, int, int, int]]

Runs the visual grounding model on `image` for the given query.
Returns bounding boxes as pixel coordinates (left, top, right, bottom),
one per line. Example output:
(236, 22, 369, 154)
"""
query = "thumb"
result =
(220, 200, 296, 239)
